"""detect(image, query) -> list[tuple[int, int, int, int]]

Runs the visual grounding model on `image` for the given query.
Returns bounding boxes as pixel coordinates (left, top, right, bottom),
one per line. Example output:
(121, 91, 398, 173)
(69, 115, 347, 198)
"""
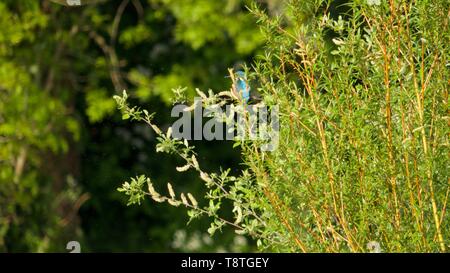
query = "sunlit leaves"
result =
(86, 88, 116, 122)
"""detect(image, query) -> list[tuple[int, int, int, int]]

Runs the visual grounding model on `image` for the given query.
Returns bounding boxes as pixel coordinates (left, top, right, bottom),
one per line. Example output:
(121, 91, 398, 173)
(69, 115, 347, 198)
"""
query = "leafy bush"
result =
(116, 0, 449, 252)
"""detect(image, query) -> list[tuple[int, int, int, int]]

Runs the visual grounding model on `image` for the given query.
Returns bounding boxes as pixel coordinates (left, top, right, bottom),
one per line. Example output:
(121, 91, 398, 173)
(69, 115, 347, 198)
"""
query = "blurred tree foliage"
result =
(0, 0, 278, 252)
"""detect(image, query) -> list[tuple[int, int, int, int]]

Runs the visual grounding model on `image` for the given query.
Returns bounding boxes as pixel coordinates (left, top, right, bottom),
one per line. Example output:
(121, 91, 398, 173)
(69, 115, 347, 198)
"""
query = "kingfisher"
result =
(231, 70, 250, 104)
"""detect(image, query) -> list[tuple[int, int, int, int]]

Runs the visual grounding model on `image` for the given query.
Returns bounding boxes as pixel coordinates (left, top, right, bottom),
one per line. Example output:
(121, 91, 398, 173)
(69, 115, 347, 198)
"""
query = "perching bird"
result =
(228, 70, 263, 105)
(49, 0, 105, 6)
(230, 70, 250, 104)
(233, 71, 250, 103)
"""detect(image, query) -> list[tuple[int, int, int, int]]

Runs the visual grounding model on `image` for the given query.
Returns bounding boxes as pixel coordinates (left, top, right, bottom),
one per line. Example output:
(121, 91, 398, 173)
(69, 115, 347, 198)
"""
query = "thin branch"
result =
(111, 0, 130, 46)
(86, 28, 126, 91)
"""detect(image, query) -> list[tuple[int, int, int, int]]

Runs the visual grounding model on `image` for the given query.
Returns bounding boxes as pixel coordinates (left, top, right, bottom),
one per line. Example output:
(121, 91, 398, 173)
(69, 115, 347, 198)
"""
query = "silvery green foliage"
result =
(115, 89, 278, 248)
(366, 0, 381, 6)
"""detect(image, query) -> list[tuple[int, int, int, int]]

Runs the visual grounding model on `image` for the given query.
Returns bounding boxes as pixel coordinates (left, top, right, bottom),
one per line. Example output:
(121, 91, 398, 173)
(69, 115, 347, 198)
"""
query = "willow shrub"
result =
(114, 0, 449, 252)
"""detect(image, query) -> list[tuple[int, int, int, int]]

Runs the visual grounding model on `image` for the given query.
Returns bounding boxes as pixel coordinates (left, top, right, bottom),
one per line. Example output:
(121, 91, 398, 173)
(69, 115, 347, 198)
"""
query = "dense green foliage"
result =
(0, 0, 266, 252)
(117, 0, 449, 252)
(248, 0, 449, 252)
(0, 0, 448, 253)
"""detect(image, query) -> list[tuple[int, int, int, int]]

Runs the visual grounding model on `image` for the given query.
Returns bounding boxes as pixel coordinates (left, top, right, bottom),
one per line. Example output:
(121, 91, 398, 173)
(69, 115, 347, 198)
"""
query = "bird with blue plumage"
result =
(233, 70, 250, 104)
(224, 68, 262, 105)
(227, 69, 251, 104)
